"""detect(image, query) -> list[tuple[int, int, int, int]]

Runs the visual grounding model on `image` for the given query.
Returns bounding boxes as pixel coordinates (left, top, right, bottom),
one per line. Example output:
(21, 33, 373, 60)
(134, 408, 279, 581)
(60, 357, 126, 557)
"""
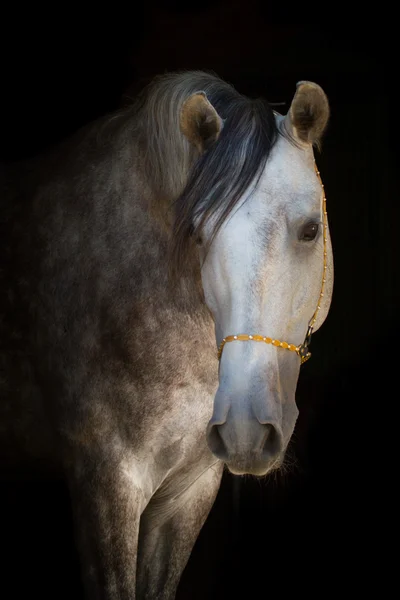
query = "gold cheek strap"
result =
(217, 162, 327, 367)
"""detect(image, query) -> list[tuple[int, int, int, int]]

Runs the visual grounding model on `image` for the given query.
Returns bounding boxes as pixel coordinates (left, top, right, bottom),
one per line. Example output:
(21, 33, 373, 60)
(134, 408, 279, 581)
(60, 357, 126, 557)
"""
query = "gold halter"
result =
(217, 162, 328, 366)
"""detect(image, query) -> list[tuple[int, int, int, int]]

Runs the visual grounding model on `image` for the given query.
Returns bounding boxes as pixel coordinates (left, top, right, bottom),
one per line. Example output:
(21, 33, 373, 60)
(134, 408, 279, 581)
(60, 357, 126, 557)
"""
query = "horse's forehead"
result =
(253, 137, 321, 213)
(268, 135, 315, 182)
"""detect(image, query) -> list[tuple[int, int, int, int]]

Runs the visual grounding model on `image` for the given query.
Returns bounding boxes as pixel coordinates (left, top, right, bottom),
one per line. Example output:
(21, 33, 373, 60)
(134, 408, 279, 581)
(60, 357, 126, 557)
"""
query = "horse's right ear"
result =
(180, 92, 223, 153)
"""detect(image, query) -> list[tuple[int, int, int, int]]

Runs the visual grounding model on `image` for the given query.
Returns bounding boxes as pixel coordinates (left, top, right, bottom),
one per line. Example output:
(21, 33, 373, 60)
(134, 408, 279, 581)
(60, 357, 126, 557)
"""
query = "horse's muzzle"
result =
(206, 408, 284, 476)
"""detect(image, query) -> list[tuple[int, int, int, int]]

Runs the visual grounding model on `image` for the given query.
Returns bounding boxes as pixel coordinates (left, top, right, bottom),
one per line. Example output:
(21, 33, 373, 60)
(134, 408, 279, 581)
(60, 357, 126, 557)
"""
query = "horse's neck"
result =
(140, 227, 210, 326)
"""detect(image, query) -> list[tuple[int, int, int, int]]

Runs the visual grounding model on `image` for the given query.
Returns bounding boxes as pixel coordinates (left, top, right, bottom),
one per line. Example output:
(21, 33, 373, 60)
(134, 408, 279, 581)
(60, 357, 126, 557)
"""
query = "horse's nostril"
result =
(261, 424, 281, 457)
(206, 424, 228, 460)
(260, 423, 273, 446)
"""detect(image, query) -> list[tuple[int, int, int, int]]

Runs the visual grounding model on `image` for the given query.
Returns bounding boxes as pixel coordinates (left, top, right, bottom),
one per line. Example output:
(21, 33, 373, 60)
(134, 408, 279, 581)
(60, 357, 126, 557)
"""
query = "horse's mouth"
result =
(224, 454, 284, 477)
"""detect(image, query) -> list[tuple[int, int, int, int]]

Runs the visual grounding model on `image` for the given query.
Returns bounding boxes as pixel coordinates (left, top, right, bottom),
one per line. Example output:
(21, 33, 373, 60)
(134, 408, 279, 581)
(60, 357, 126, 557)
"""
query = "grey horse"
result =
(0, 70, 333, 598)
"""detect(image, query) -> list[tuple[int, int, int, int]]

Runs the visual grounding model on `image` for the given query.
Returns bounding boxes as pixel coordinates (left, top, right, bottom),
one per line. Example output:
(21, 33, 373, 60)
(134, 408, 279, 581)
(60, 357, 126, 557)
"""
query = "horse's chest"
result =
(128, 381, 217, 500)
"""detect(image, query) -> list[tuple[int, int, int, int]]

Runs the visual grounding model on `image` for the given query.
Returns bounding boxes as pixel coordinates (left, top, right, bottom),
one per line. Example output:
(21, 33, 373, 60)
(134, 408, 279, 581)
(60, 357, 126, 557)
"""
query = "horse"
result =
(0, 70, 333, 599)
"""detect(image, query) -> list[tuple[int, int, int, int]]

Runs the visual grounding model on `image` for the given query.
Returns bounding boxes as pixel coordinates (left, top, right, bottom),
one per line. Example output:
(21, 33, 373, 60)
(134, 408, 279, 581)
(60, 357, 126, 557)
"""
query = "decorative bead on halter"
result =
(217, 161, 328, 366)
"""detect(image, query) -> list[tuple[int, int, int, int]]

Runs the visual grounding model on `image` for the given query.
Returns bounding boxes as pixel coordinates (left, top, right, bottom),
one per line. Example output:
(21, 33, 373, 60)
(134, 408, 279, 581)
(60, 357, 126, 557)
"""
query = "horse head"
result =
(179, 80, 333, 476)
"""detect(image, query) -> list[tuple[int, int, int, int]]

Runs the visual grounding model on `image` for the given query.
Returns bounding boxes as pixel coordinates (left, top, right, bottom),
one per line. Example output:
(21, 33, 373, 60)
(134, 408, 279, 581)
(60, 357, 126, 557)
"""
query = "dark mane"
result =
(128, 70, 279, 277)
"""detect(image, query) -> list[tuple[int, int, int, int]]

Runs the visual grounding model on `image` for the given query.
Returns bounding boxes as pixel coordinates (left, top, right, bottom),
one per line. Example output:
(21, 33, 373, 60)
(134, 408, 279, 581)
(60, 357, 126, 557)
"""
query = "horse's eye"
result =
(300, 222, 319, 241)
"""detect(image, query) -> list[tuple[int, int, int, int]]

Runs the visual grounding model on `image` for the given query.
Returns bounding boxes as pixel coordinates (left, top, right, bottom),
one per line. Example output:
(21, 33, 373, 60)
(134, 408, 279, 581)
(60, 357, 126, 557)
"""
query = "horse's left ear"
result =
(287, 81, 330, 147)
(180, 92, 223, 153)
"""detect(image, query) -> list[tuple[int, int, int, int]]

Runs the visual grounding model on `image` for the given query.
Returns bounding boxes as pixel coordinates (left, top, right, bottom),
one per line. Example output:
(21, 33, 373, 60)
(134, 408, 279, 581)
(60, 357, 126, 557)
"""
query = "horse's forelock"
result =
(133, 71, 279, 279)
(170, 85, 278, 279)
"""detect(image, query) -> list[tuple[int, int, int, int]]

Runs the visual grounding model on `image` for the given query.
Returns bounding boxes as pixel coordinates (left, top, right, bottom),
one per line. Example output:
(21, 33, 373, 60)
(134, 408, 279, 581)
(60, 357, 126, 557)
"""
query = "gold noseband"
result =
(217, 162, 328, 366)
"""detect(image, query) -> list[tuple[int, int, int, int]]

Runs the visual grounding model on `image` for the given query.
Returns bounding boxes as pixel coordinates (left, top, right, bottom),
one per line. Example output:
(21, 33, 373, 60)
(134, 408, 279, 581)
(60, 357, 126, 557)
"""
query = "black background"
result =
(1, 2, 397, 598)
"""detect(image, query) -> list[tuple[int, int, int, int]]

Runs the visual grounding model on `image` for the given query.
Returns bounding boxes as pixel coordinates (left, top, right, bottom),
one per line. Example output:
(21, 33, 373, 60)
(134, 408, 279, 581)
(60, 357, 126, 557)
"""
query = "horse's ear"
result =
(287, 81, 330, 147)
(180, 92, 223, 153)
